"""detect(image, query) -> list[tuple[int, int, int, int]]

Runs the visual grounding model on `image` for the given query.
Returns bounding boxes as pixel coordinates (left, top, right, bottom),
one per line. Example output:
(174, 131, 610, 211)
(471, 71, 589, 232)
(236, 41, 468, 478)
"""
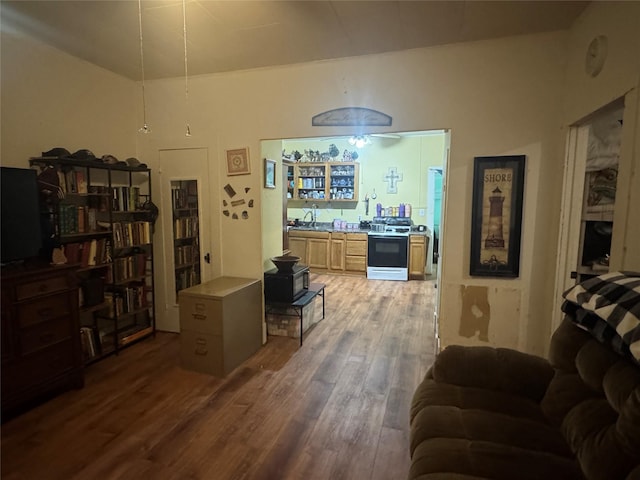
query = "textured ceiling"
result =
(1, 1, 589, 81)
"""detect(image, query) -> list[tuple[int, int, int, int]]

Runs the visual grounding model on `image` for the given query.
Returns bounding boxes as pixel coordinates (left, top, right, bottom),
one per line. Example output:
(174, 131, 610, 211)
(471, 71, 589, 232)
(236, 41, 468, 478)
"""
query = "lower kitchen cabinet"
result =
(307, 236, 330, 269)
(330, 233, 345, 271)
(409, 234, 428, 279)
(345, 233, 367, 273)
(288, 236, 307, 261)
(288, 230, 367, 275)
(178, 276, 262, 377)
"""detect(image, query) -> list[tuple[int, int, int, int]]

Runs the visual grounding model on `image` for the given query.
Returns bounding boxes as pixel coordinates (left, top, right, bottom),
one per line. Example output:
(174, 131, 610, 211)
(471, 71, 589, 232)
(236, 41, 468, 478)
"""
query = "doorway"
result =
(156, 148, 213, 332)
(427, 167, 443, 275)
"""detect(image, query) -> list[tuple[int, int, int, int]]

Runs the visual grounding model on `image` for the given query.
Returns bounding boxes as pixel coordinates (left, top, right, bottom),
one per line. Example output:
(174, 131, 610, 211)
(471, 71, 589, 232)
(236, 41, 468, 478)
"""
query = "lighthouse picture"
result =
(485, 186, 506, 248)
(470, 156, 525, 277)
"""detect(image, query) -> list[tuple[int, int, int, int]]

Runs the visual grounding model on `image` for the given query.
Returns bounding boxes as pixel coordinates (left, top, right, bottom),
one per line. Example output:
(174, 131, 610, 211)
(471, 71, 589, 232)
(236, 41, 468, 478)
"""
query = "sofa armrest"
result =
(432, 345, 554, 402)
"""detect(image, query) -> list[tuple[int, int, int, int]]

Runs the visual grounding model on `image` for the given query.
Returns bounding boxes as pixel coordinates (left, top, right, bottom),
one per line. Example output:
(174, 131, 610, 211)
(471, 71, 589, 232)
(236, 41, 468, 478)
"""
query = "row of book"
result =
(113, 186, 141, 212)
(79, 326, 109, 361)
(112, 253, 148, 283)
(174, 216, 198, 239)
(58, 169, 88, 195)
(106, 284, 148, 316)
(113, 221, 151, 248)
(58, 205, 100, 235)
(64, 238, 111, 268)
(176, 268, 200, 293)
(172, 187, 198, 210)
(175, 245, 199, 267)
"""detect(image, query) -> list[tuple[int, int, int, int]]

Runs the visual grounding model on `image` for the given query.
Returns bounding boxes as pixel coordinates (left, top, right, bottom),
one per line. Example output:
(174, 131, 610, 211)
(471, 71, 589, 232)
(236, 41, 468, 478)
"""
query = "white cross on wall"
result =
(384, 167, 403, 194)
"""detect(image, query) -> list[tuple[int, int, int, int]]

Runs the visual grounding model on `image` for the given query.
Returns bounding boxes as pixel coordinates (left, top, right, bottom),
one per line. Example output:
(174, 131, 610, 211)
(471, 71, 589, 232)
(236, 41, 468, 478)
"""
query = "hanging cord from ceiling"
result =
(137, 0, 151, 134)
(183, 0, 191, 137)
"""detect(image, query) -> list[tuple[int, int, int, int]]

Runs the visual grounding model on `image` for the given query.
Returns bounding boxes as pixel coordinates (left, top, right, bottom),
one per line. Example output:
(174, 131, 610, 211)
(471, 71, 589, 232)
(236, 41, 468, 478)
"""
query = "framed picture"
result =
(470, 155, 526, 277)
(264, 158, 276, 189)
(226, 148, 250, 176)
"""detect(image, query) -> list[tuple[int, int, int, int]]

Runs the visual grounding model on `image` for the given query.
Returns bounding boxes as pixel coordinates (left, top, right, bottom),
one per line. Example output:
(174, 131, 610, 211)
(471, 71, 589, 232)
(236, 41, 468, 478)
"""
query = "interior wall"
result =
(0, 31, 137, 166)
(261, 139, 285, 271)
(5, 7, 638, 356)
(128, 31, 570, 355)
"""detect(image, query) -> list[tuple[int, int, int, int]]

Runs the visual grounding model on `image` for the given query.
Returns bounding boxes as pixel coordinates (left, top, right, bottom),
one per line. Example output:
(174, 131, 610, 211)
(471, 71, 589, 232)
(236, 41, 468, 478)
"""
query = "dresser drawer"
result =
(2, 340, 75, 394)
(20, 317, 72, 355)
(16, 275, 70, 301)
(18, 294, 71, 329)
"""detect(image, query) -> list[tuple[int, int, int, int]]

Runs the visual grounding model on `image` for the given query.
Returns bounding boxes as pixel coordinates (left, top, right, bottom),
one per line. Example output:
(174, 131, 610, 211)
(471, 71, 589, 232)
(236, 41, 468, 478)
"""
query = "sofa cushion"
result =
(431, 345, 554, 402)
(409, 438, 585, 480)
(411, 378, 546, 431)
(411, 403, 573, 458)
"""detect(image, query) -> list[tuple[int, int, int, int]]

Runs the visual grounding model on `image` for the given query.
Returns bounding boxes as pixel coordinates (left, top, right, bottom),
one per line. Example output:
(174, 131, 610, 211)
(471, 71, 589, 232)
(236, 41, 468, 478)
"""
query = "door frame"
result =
(156, 147, 213, 332)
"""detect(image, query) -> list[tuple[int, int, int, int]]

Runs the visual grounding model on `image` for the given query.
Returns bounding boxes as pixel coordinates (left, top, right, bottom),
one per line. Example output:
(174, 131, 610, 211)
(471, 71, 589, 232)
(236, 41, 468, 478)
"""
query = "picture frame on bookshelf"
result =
(264, 158, 276, 189)
(226, 148, 250, 176)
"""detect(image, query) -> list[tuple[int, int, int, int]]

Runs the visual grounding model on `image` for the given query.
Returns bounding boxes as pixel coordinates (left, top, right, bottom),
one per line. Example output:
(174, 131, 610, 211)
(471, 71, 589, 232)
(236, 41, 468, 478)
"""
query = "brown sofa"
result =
(409, 272, 640, 480)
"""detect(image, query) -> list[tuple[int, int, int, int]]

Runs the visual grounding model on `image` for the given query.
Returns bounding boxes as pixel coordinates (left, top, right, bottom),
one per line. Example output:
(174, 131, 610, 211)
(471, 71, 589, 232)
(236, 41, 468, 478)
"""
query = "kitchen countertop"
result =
(288, 223, 430, 235)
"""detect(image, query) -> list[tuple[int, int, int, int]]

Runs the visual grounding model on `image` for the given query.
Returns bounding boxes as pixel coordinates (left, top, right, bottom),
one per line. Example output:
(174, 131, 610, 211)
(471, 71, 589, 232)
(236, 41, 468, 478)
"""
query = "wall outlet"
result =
(419, 209, 426, 216)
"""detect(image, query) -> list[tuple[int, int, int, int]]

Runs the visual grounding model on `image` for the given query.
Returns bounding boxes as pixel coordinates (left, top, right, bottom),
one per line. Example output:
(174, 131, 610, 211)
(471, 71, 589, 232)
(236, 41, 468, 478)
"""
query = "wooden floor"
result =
(1, 274, 437, 480)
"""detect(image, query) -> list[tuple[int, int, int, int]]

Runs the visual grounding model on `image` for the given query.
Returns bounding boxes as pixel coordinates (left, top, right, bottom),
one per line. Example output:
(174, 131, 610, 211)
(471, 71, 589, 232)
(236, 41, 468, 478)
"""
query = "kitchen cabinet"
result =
(409, 234, 428, 279)
(345, 233, 367, 273)
(330, 233, 345, 271)
(288, 235, 307, 261)
(307, 237, 330, 269)
(288, 230, 366, 275)
(289, 162, 359, 204)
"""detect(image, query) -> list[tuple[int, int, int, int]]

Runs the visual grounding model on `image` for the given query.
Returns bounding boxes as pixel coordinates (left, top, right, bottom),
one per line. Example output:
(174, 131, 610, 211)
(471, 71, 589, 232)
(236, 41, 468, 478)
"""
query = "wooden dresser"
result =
(1, 264, 83, 419)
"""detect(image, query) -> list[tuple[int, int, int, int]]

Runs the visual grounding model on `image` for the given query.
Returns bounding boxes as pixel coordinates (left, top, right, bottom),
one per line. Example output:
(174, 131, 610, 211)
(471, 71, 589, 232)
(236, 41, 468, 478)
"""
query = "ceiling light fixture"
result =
(348, 135, 371, 148)
(182, 0, 191, 137)
(137, 0, 151, 134)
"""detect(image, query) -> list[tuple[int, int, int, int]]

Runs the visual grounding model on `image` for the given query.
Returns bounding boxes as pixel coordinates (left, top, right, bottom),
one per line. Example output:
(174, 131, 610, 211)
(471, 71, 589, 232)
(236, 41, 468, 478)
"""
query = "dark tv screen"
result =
(1, 166, 43, 264)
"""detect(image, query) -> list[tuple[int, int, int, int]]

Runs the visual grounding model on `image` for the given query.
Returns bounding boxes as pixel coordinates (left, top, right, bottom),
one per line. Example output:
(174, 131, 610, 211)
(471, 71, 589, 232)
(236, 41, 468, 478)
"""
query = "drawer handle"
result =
(40, 332, 55, 344)
(194, 337, 208, 355)
(192, 314, 207, 321)
(37, 307, 54, 319)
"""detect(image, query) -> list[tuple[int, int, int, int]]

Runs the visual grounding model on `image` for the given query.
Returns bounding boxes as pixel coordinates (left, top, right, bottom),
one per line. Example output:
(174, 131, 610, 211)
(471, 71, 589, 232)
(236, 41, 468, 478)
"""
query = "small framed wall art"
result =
(226, 148, 250, 176)
(470, 155, 526, 277)
(264, 158, 276, 189)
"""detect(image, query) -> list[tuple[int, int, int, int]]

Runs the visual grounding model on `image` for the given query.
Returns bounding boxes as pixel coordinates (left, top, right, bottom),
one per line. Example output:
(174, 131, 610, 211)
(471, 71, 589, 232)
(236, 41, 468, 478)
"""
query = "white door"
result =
(157, 148, 212, 332)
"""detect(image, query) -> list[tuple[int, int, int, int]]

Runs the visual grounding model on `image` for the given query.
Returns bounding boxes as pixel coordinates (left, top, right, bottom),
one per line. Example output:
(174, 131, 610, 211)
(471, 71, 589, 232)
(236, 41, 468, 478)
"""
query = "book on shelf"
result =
(79, 326, 98, 360)
(76, 170, 88, 194)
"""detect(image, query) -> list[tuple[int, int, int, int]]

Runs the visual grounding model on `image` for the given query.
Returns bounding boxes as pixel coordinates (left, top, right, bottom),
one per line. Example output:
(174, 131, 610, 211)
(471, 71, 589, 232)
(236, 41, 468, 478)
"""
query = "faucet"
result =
(302, 204, 319, 227)
(311, 203, 318, 228)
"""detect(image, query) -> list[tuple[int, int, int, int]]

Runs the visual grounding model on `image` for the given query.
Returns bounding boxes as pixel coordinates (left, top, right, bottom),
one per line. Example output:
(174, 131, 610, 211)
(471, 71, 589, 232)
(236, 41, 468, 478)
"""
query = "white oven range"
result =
(367, 226, 410, 281)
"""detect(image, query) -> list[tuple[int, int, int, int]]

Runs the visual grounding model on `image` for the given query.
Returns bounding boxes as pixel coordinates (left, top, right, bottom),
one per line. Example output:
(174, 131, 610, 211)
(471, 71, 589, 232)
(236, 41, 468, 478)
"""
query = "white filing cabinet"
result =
(179, 276, 261, 376)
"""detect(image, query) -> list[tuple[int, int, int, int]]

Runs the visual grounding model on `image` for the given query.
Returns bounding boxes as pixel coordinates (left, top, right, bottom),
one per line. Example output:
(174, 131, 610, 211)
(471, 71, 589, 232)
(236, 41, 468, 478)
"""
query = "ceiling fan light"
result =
(348, 135, 370, 148)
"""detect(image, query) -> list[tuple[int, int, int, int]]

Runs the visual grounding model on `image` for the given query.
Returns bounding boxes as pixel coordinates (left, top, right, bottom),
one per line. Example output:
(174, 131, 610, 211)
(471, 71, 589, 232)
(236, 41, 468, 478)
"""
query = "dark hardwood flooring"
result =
(1, 274, 436, 480)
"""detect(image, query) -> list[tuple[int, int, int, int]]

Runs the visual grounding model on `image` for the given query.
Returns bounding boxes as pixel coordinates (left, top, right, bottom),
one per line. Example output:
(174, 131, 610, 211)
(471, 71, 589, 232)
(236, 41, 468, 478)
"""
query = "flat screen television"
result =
(1, 166, 43, 265)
